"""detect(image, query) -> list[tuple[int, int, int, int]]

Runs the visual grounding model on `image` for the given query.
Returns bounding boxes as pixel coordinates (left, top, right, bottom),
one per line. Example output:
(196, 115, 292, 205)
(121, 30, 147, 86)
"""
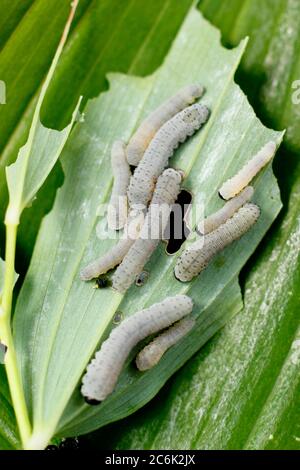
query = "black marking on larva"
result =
(126, 84, 205, 166)
(81, 295, 193, 402)
(113, 311, 124, 325)
(165, 189, 192, 255)
(135, 271, 149, 286)
(127, 103, 210, 209)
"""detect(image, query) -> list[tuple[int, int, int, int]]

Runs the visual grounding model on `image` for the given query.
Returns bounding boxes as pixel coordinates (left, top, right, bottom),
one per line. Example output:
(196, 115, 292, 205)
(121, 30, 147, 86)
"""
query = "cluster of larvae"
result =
(81, 295, 194, 403)
(174, 140, 276, 281)
(80, 84, 209, 290)
(80, 84, 278, 404)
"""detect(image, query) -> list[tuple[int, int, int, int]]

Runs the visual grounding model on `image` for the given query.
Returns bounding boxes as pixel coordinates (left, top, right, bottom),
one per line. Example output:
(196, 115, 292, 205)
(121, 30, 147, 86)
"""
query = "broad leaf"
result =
(83, 0, 300, 450)
(13, 9, 283, 447)
(94, 173, 300, 450)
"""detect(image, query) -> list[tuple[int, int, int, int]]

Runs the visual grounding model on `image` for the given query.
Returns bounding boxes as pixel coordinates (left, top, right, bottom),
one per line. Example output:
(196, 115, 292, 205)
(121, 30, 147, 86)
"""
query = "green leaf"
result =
(0, 366, 19, 450)
(0, 0, 34, 52)
(13, 9, 283, 447)
(0, 0, 90, 155)
(5, 103, 80, 220)
(4, 1, 81, 223)
(201, 0, 300, 153)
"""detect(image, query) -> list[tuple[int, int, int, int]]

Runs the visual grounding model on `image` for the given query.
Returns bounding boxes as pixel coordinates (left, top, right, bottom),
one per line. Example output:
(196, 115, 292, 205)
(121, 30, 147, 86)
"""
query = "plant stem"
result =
(0, 222, 31, 447)
(0, 1, 79, 449)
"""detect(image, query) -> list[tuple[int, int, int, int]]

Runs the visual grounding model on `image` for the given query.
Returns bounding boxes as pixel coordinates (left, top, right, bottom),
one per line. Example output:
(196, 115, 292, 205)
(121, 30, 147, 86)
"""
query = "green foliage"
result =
(0, 0, 193, 267)
(0, 366, 19, 450)
(201, 0, 300, 153)
(0, 0, 298, 450)
(12, 9, 282, 447)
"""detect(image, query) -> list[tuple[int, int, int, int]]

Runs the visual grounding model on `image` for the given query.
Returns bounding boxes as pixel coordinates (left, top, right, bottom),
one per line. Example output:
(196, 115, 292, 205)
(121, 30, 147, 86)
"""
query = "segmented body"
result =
(175, 203, 260, 282)
(81, 295, 193, 402)
(127, 84, 204, 166)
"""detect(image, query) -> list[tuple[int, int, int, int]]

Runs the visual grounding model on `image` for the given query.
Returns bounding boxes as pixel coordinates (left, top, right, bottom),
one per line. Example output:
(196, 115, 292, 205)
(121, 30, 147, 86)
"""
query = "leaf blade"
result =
(5, 1, 81, 220)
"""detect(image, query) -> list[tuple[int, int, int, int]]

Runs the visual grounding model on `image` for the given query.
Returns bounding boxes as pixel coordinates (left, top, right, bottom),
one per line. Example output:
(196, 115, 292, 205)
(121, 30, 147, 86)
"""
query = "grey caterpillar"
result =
(81, 294, 193, 403)
(128, 103, 210, 210)
(219, 141, 277, 200)
(80, 214, 143, 281)
(197, 186, 254, 235)
(136, 316, 195, 371)
(112, 168, 182, 293)
(126, 84, 205, 166)
(175, 203, 260, 282)
(107, 140, 131, 230)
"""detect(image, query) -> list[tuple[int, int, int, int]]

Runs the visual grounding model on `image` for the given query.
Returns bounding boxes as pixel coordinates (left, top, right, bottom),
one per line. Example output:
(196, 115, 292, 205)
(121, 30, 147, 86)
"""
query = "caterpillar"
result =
(175, 203, 260, 282)
(81, 294, 193, 403)
(80, 214, 143, 281)
(219, 141, 277, 200)
(126, 84, 204, 166)
(197, 186, 254, 235)
(107, 140, 131, 230)
(112, 168, 182, 293)
(136, 316, 195, 371)
(128, 103, 210, 210)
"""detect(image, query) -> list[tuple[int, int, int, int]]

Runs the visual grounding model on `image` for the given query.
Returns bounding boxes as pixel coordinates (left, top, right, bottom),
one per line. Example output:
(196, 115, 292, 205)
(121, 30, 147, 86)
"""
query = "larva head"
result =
(184, 84, 205, 102)
(263, 140, 277, 157)
(241, 202, 261, 221)
(243, 185, 254, 199)
(160, 167, 183, 185)
(173, 294, 194, 313)
(136, 342, 160, 371)
(181, 103, 210, 128)
(111, 139, 126, 158)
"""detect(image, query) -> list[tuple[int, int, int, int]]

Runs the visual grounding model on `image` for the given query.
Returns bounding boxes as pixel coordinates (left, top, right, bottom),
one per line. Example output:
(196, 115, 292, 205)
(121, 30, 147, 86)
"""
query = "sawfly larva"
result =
(197, 186, 254, 235)
(81, 294, 193, 403)
(136, 316, 195, 371)
(175, 203, 260, 282)
(128, 103, 210, 209)
(107, 140, 131, 230)
(80, 214, 143, 281)
(126, 84, 204, 166)
(219, 141, 277, 200)
(112, 168, 182, 293)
